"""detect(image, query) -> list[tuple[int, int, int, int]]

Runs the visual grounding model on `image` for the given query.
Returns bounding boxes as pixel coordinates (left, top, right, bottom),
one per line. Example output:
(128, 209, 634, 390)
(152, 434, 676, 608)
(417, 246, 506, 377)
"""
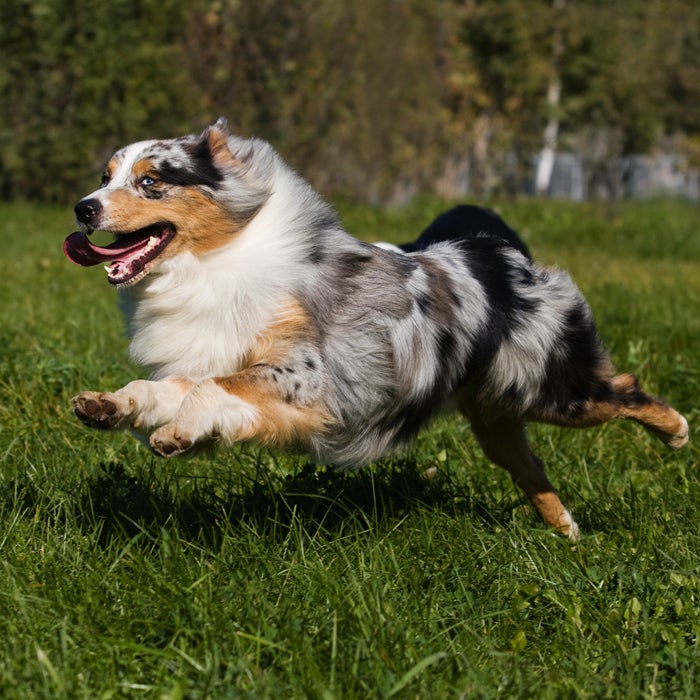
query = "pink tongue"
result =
(63, 231, 145, 267)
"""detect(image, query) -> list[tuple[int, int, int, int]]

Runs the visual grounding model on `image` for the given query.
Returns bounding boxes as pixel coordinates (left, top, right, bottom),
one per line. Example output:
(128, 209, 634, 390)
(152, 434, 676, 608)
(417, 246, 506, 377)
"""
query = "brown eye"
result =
(100, 172, 110, 188)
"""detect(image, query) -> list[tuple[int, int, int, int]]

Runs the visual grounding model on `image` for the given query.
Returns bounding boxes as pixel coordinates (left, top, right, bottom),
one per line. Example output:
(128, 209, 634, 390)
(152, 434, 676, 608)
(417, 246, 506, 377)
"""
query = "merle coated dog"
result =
(64, 119, 688, 539)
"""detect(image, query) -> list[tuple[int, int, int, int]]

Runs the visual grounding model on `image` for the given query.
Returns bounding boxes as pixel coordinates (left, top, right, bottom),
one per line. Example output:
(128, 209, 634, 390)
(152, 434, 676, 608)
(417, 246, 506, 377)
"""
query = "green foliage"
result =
(1, 1, 699, 202)
(0, 0, 197, 200)
(0, 199, 698, 698)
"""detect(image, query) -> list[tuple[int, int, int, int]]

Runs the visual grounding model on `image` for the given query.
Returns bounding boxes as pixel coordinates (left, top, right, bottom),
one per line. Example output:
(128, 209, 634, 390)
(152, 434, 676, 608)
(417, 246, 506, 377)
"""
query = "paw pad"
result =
(73, 393, 122, 429)
(150, 431, 194, 458)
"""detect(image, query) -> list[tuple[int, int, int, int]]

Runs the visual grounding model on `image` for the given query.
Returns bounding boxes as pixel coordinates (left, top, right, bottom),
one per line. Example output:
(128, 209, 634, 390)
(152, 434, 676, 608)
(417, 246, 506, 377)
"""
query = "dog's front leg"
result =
(149, 363, 329, 458)
(72, 379, 193, 432)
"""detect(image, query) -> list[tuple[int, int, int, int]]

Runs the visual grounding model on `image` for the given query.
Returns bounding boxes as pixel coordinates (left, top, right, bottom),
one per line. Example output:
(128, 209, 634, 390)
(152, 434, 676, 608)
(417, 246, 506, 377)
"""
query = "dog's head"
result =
(64, 118, 273, 287)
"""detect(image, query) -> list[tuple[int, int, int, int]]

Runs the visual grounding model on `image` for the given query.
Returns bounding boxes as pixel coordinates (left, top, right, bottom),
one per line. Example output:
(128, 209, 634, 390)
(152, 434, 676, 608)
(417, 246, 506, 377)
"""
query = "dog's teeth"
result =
(104, 265, 111, 273)
(148, 236, 158, 247)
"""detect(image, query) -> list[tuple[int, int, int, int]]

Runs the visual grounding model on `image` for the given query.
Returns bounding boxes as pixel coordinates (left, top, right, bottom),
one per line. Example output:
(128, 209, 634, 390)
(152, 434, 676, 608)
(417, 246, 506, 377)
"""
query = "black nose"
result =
(74, 198, 102, 225)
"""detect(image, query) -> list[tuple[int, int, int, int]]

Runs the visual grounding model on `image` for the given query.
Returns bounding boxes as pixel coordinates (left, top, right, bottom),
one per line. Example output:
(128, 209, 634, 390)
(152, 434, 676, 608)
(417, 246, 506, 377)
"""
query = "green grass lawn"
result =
(0, 198, 698, 699)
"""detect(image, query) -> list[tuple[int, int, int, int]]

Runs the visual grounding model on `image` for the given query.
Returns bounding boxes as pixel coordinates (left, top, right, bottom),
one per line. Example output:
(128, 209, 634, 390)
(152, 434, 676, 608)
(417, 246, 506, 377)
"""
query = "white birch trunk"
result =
(535, 0, 565, 196)
(535, 78, 561, 195)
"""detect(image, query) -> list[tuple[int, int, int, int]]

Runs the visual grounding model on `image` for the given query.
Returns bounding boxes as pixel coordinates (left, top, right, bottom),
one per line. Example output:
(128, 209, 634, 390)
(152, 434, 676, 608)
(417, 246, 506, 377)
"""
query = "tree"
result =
(1, 0, 699, 202)
(0, 0, 196, 200)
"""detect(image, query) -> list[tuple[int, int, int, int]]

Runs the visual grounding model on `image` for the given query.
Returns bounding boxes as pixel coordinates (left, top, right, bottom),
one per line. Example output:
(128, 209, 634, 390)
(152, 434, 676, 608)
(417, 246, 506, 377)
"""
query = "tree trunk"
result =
(535, 0, 565, 196)
(535, 77, 561, 195)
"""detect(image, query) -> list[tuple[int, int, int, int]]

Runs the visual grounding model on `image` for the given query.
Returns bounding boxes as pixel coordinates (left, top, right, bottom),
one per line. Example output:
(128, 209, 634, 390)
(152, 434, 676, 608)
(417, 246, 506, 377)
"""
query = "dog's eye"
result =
(141, 176, 156, 186)
(100, 172, 110, 188)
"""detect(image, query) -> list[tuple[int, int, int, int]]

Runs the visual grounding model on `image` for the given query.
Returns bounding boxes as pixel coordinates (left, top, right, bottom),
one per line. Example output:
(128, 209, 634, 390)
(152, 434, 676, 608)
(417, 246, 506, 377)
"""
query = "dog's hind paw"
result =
(149, 424, 195, 458)
(666, 414, 689, 450)
(72, 391, 132, 430)
(652, 413, 690, 450)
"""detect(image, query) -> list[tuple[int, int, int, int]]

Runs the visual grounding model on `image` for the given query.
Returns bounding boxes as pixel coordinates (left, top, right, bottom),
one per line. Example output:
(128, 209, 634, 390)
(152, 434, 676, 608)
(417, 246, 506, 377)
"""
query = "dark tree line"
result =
(1, 0, 699, 202)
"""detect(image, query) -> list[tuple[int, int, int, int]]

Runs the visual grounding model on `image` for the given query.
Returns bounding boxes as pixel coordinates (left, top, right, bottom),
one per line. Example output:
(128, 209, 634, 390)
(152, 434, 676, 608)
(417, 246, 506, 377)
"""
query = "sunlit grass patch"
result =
(0, 199, 698, 698)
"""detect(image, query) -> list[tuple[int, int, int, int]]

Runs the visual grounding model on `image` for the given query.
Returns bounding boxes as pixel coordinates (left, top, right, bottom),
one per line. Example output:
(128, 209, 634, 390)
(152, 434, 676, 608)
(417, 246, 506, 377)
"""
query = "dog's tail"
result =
(400, 205, 532, 260)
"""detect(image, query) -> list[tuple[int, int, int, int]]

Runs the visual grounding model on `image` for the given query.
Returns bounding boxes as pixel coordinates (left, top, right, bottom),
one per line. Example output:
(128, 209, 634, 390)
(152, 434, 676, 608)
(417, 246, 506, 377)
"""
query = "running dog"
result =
(64, 118, 688, 540)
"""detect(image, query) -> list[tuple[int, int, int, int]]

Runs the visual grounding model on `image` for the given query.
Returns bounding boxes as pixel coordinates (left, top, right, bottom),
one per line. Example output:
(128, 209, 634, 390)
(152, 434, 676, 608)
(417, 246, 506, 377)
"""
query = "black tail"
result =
(401, 205, 532, 260)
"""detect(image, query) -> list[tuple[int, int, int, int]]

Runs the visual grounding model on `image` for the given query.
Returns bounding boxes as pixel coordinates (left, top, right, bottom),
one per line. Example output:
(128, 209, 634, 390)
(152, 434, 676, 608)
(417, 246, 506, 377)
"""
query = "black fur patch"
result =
(157, 139, 223, 189)
(465, 239, 538, 324)
(400, 204, 532, 260)
(436, 328, 458, 365)
(462, 239, 539, 365)
(539, 302, 610, 416)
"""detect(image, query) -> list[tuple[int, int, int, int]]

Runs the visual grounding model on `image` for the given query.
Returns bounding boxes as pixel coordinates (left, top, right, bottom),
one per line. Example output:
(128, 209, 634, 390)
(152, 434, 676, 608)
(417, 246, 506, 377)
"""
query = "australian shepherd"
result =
(64, 118, 688, 540)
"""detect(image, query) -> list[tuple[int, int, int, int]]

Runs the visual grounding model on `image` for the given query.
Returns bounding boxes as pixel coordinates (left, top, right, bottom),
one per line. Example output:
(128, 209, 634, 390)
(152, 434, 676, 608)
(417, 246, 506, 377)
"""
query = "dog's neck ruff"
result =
(121, 168, 325, 381)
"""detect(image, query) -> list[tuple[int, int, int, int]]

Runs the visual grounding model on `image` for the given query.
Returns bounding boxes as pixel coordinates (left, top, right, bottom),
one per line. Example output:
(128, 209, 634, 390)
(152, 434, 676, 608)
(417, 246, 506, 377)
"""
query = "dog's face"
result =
(64, 118, 270, 287)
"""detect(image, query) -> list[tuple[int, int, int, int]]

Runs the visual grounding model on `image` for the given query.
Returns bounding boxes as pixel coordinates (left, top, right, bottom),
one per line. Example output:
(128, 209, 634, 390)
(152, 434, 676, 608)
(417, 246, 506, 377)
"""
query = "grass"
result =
(0, 198, 698, 698)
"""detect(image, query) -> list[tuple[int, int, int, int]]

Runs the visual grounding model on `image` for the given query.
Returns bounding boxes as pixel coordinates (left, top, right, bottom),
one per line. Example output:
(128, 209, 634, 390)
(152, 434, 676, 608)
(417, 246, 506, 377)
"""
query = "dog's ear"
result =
(204, 117, 254, 169)
(204, 117, 230, 162)
(213, 116, 229, 132)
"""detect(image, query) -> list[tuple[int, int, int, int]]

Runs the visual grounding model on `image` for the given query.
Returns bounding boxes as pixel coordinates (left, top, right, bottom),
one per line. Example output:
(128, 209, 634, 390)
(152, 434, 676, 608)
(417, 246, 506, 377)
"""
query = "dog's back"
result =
(68, 119, 688, 541)
(305, 232, 599, 466)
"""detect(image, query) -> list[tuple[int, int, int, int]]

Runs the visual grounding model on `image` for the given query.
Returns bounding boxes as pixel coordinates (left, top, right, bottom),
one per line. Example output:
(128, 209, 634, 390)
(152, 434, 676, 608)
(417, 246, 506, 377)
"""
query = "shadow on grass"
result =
(72, 459, 511, 546)
(2, 459, 623, 546)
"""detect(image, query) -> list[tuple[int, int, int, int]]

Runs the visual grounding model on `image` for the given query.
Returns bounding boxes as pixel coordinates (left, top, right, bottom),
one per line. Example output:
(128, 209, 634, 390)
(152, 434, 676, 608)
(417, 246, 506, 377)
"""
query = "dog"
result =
(64, 118, 688, 540)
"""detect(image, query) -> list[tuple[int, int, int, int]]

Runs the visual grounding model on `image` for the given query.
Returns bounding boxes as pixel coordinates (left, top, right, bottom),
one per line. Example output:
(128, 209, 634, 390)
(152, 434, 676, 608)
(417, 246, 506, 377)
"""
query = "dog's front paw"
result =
(149, 424, 195, 458)
(72, 391, 132, 430)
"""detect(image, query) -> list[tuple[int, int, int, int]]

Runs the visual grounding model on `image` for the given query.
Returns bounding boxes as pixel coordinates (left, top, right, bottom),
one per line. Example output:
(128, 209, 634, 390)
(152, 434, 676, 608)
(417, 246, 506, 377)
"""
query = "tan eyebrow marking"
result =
(132, 158, 158, 180)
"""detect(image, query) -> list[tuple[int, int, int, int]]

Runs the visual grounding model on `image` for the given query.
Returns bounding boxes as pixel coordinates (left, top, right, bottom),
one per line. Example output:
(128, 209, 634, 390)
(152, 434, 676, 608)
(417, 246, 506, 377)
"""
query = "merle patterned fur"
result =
(69, 120, 689, 539)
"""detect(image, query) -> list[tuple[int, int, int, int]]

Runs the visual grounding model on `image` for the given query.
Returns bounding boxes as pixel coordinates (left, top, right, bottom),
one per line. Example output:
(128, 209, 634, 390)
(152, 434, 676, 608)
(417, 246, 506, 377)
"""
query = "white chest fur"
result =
(121, 225, 306, 381)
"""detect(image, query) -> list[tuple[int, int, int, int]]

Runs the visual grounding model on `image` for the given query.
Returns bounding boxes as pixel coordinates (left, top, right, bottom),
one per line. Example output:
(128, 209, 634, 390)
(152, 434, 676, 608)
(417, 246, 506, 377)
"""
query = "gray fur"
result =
(70, 119, 688, 540)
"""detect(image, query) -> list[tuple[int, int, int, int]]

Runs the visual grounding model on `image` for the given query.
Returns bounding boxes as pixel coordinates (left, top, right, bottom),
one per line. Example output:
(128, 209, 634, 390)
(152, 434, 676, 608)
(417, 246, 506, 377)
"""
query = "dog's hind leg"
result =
(547, 373, 688, 450)
(611, 374, 689, 448)
(465, 411, 580, 540)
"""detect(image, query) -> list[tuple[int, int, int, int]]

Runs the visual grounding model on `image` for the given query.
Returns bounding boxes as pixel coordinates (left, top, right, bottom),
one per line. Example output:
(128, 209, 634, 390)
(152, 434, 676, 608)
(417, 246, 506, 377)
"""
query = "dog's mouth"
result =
(63, 224, 176, 287)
